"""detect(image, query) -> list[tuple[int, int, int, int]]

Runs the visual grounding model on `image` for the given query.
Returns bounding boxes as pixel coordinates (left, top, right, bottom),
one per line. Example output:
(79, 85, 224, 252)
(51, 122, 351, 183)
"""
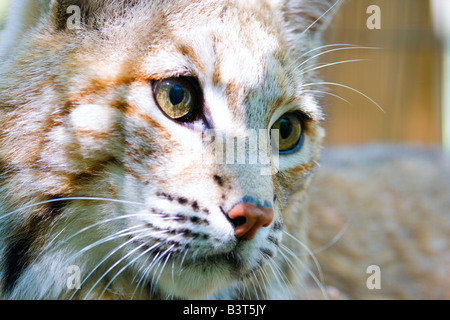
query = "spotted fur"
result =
(0, 0, 339, 299)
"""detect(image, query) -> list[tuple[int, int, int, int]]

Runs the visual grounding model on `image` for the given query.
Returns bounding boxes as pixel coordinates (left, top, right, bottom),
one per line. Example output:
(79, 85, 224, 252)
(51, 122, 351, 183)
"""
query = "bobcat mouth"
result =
(131, 235, 266, 275)
(182, 244, 243, 269)
(127, 217, 279, 298)
(131, 235, 241, 264)
(195, 247, 273, 281)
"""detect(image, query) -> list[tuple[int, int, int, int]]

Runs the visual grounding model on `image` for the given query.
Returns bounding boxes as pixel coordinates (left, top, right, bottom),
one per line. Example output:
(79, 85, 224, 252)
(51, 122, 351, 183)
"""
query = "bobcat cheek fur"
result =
(0, 0, 339, 299)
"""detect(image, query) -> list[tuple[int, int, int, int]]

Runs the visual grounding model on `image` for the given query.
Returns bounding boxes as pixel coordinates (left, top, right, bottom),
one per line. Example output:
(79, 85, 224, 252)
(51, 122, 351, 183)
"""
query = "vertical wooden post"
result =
(431, 0, 450, 152)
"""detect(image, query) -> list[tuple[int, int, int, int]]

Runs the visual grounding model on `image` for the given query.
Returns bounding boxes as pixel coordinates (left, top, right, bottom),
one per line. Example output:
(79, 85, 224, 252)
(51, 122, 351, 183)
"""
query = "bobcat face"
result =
(0, 0, 336, 299)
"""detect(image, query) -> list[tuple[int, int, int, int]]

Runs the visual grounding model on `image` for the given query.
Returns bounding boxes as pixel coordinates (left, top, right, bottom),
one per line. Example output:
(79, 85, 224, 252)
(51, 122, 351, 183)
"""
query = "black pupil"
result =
(169, 85, 185, 105)
(279, 118, 293, 139)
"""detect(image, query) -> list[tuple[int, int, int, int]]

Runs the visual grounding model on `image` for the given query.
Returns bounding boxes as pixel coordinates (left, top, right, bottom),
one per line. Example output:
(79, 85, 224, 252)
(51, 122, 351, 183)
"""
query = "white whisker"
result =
(153, 247, 174, 291)
(302, 89, 350, 104)
(29, 227, 68, 268)
(299, 59, 370, 76)
(72, 225, 146, 261)
(60, 212, 163, 246)
(149, 246, 175, 296)
(99, 242, 172, 300)
(85, 237, 149, 299)
(295, 43, 362, 62)
(283, 231, 324, 282)
(300, 0, 343, 36)
(296, 46, 380, 72)
(278, 246, 315, 299)
(248, 270, 261, 300)
(130, 242, 165, 299)
(280, 243, 328, 300)
(69, 232, 146, 300)
(313, 220, 350, 254)
(301, 81, 385, 113)
(265, 258, 289, 292)
(0, 196, 145, 220)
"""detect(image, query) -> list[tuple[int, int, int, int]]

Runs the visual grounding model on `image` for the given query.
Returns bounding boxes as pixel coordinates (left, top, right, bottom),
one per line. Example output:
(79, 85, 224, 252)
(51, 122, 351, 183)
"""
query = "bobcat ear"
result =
(281, 0, 342, 36)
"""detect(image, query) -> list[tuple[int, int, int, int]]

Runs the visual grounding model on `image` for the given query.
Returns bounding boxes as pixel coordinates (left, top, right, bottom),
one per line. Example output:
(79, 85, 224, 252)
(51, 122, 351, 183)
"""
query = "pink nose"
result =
(227, 203, 274, 240)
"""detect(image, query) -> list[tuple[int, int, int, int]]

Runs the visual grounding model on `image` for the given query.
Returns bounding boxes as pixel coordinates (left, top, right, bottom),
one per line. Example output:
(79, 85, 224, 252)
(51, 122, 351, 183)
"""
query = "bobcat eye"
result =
(153, 77, 199, 121)
(271, 113, 304, 153)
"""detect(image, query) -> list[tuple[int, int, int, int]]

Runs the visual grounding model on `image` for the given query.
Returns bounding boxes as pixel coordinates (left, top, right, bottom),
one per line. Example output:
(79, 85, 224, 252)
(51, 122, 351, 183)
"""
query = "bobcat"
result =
(0, 0, 342, 299)
(2, 0, 448, 301)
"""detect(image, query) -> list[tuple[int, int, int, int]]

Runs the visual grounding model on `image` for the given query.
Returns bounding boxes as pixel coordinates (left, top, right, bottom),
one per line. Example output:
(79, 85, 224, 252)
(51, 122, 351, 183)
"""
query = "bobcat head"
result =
(0, 0, 340, 299)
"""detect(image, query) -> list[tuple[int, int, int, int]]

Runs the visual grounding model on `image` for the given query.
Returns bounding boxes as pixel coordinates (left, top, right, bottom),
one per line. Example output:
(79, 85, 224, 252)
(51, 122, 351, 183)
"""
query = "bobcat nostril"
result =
(230, 216, 247, 228)
(227, 202, 274, 240)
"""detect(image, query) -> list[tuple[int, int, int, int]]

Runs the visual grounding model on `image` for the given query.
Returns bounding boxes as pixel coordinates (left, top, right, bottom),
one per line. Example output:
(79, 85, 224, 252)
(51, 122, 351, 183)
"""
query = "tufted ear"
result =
(236, 0, 342, 49)
(281, 0, 342, 37)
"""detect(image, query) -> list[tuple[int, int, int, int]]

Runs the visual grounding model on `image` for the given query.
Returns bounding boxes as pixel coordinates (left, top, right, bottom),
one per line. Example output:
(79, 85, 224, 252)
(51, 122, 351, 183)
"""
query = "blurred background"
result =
(0, 0, 448, 151)
(0, 0, 7, 26)
(322, 0, 447, 150)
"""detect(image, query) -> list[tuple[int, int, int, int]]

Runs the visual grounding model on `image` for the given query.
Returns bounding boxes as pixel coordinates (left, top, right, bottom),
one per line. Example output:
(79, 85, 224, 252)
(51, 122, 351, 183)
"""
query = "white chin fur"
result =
(155, 262, 232, 299)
